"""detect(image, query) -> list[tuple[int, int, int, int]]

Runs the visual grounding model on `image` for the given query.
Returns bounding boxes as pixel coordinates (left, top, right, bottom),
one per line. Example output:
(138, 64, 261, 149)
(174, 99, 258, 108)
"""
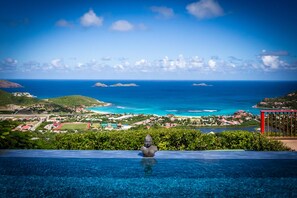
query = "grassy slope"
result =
(60, 123, 88, 130)
(48, 95, 104, 107)
(0, 90, 39, 106)
(0, 90, 104, 108)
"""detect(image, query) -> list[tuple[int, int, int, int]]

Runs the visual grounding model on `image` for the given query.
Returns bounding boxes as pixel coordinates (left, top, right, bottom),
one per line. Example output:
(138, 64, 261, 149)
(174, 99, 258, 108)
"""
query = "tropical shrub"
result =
(54, 129, 290, 151)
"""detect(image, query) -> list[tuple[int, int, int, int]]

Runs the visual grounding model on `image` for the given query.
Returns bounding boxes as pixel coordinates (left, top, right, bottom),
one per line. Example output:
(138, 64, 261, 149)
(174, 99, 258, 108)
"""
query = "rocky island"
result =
(93, 82, 108, 87)
(255, 91, 297, 109)
(0, 80, 23, 88)
(93, 82, 138, 87)
(110, 83, 138, 87)
(193, 83, 212, 87)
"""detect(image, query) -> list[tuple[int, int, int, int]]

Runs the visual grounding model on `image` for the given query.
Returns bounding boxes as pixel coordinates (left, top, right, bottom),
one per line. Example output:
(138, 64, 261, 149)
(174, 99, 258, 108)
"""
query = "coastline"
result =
(4, 80, 294, 117)
(87, 106, 259, 118)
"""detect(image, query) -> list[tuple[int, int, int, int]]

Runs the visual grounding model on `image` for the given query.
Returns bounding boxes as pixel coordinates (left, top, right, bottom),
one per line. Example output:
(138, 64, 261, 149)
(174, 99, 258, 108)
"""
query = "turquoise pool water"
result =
(1, 150, 297, 197)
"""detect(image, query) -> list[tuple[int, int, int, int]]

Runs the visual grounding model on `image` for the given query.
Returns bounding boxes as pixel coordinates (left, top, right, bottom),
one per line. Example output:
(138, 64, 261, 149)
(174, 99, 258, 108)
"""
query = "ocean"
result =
(2, 80, 297, 116)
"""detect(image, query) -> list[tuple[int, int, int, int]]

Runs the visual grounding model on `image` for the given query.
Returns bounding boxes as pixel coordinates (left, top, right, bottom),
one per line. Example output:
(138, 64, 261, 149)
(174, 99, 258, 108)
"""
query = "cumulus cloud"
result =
(51, 59, 63, 67)
(189, 56, 204, 68)
(150, 6, 174, 18)
(261, 55, 287, 70)
(135, 59, 148, 66)
(111, 20, 134, 31)
(186, 0, 224, 19)
(160, 55, 192, 71)
(113, 64, 125, 71)
(80, 9, 103, 27)
(208, 59, 216, 71)
(55, 19, 73, 28)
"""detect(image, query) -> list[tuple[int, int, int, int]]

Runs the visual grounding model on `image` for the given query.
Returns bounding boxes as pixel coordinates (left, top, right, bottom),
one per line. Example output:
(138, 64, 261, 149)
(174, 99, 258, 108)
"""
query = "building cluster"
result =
(12, 92, 36, 98)
(0, 110, 259, 133)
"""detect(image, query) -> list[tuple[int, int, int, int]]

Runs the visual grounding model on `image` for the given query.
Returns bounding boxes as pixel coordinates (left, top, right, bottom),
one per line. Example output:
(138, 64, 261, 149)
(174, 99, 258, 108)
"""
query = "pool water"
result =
(1, 150, 297, 197)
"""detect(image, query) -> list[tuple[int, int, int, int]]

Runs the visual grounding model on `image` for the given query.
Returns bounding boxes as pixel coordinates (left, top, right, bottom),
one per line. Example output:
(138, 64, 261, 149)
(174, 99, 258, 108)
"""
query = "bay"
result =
(3, 80, 297, 116)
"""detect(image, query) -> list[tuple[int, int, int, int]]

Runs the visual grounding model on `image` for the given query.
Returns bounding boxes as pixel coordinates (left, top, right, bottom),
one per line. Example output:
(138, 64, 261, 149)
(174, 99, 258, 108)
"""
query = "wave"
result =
(116, 106, 127, 109)
(188, 109, 217, 113)
(166, 110, 178, 112)
(188, 110, 203, 113)
(203, 110, 217, 112)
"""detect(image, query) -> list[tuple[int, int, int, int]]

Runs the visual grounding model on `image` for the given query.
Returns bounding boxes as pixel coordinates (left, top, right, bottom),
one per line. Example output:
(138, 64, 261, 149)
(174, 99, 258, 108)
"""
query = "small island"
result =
(93, 82, 138, 87)
(193, 83, 212, 87)
(110, 83, 138, 87)
(93, 82, 108, 87)
(0, 80, 23, 88)
(255, 91, 297, 109)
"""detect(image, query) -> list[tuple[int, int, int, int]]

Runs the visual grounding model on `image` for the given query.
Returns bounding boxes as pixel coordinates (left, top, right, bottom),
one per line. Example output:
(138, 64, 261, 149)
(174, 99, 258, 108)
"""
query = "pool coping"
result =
(1, 149, 297, 159)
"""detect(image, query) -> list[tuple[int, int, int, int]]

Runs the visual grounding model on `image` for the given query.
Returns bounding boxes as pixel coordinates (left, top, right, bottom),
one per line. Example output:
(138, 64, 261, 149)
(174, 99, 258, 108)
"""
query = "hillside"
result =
(0, 90, 38, 106)
(0, 90, 105, 113)
(47, 95, 105, 107)
(0, 80, 23, 88)
(256, 91, 297, 109)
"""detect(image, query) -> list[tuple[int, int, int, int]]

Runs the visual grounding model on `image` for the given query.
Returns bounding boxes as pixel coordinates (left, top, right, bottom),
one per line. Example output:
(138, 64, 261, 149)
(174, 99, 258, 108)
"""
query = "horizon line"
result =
(2, 78, 297, 82)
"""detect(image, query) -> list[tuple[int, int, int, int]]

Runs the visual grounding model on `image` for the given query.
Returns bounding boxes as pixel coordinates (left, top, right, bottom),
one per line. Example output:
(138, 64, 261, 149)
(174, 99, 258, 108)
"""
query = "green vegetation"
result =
(257, 91, 297, 109)
(60, 123, 88, 130)
(0, 90, 38, 106)
(0, 120, 289, 150)
(48, 95, 104, 107)
(54, 129, 288, 151)
(218, 131, 287, 150)
(0, 90, 105, 113)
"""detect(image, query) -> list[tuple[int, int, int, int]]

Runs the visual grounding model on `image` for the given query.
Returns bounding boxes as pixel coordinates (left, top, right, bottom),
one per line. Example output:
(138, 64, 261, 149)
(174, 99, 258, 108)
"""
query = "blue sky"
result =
(0, 0, 297, 80)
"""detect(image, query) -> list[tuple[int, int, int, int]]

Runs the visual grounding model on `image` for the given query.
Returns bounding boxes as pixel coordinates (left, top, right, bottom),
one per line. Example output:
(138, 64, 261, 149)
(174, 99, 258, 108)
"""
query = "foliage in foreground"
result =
(1, 128, 289, 151)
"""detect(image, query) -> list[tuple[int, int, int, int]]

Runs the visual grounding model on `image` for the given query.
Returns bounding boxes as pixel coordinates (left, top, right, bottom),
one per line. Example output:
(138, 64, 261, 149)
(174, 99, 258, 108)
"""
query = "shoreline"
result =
(87, 107, 259, 118)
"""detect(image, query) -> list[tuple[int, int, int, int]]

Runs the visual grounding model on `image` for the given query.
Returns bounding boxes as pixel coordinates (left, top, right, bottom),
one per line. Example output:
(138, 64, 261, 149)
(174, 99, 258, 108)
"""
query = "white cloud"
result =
(80, 9, 103, 27)
(189, 56, 204, 68)
(176, 54, 186, 69)
(3, 57, 18, 66)
(135, 59, 148, 66)
(208, 59, 216, 71)
(113, 64, 125, 71)
(186, 0, 224, 19)
(111, 20, 134, 31)
(151, 6, 174, 18)
(261, 55, 286, 69)
(160, 55, 188, 71)
(55, 19, 73, 28)
(0, 57, 18, 71)
(51, 59, 63, 67)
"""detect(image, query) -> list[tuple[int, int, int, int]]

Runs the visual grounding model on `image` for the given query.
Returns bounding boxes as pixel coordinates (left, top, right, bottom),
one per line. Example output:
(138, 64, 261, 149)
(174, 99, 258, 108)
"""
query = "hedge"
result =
(54, 129, 290, 151)
(1, 128, 290, 151)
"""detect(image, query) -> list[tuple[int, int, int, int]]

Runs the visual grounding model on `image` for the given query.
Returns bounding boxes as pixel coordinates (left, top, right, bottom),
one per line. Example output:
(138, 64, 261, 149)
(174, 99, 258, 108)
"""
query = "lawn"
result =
(60, 123, 88, 130)
(91, 123, 101, 129)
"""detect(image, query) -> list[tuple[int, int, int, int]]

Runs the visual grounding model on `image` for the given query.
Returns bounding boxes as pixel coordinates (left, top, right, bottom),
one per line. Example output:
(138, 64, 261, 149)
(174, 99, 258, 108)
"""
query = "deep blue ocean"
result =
(3, 80, 297, 116)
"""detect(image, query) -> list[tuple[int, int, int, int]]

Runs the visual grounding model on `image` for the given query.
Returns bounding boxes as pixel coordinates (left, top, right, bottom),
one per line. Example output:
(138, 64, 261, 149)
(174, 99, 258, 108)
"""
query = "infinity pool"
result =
(1, 150, 297, 197)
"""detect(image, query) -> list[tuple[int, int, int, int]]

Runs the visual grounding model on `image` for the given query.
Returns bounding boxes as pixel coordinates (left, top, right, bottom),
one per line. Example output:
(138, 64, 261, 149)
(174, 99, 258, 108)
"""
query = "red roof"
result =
(22, 125, 31, 130)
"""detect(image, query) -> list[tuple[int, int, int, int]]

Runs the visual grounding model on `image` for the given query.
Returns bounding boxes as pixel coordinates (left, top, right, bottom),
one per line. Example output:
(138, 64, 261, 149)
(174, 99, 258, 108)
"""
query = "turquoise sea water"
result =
(3, 80, 297, 116)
